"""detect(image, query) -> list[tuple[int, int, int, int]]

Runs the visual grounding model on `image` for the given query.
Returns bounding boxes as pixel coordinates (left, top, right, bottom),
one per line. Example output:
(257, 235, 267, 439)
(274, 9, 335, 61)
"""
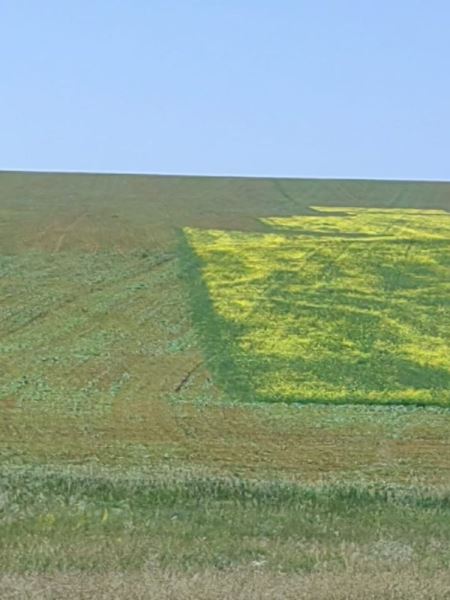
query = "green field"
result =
(1, 171, 450, 598)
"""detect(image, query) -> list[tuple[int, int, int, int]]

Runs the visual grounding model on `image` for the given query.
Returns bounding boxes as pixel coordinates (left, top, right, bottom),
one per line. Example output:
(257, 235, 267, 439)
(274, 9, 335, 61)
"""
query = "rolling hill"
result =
(1, 171, 450, 598)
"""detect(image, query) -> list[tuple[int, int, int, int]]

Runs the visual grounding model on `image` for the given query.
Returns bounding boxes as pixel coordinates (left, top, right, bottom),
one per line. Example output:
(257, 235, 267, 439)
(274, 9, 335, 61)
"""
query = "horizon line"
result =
(1, 168, 450, 185)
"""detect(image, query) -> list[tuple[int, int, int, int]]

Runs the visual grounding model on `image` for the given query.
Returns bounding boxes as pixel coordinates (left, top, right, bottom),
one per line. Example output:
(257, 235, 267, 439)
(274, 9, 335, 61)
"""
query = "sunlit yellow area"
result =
(185, 208, 450, 406)
(264, 206, 450, 240)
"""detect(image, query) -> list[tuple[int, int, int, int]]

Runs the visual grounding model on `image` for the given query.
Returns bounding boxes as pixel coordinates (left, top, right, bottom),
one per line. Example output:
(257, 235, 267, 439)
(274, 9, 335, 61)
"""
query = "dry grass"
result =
(2, 567, 450, 599)
(3, 398, 450, 484)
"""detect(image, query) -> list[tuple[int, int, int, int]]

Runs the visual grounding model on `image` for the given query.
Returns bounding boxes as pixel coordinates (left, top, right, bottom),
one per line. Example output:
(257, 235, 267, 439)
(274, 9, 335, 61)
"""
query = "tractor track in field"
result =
(174, 361, 203, 393)
(53, 212, 90, 253)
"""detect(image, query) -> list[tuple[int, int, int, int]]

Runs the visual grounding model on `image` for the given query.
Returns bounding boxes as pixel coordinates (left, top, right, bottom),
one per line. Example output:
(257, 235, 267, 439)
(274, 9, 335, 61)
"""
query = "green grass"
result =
(184, 207, 450, 406)
(0, 249, 181, 415)
(2, 465, 450, 573)
(1, 171, 450, 593)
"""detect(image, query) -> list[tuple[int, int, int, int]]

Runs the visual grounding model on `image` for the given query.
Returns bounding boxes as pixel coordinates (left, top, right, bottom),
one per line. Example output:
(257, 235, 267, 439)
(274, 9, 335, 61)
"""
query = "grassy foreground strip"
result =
(1, 466, 450, 574)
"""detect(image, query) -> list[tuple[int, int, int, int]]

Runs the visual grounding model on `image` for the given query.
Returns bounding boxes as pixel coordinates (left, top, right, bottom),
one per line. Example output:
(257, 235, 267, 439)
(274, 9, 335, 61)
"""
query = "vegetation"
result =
(184, 207, 450, 406)
(2, 466, 450, 575)
(1, 171, 450, 597)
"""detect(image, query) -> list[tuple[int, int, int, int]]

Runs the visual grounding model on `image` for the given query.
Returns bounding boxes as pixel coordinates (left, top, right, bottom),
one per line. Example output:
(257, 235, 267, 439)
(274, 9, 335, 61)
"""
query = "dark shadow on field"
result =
(177, 230, 258, 403)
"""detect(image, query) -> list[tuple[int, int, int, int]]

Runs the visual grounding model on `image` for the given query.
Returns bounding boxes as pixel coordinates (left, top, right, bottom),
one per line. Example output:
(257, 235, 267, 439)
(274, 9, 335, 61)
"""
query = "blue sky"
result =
(1, 1, 449, 180)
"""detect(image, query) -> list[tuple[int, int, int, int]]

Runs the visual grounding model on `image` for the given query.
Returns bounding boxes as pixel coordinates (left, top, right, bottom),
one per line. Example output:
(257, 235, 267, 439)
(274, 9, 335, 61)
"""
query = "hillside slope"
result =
(1, 172, 450, 595)
(1, 170, 450, 479)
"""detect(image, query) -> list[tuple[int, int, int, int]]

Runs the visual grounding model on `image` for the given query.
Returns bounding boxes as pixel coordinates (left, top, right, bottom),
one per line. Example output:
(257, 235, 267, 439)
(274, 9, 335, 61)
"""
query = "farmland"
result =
(1, 171, 450, 598)
(184, 207, 450, 406)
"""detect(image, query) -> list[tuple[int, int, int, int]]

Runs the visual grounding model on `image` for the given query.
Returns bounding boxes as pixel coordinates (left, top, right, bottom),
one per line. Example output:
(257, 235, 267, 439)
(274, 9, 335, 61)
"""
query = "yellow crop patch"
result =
(185, 208, 450, 406)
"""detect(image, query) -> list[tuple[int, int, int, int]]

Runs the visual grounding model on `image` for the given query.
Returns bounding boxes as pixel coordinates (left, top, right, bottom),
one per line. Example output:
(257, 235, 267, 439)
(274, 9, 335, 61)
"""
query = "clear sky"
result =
(1, 1, 449, 180)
